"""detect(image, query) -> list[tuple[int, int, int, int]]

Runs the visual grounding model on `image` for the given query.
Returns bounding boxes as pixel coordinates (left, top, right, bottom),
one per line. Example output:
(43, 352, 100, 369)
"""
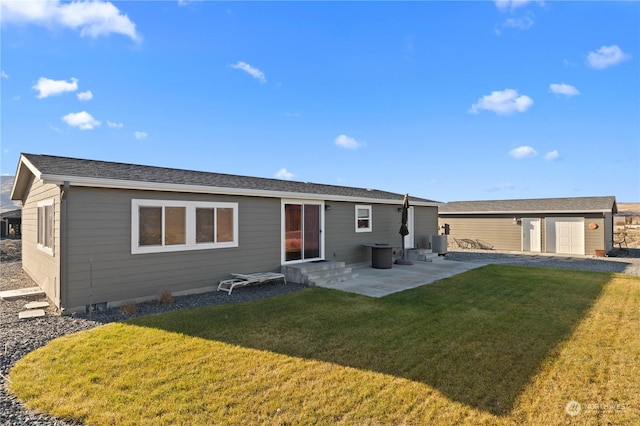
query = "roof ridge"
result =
(19, 153, 439, 203)
(446, 195, 616, 204)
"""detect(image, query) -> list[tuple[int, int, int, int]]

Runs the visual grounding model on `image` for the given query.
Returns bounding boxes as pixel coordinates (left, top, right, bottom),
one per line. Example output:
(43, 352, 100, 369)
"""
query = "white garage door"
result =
(546, 218, 584, 255)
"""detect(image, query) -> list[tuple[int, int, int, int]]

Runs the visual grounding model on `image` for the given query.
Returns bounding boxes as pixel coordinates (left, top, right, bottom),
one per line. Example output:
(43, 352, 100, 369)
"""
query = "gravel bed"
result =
(445, 248, 640, 276)
(2, 241, 639, 425)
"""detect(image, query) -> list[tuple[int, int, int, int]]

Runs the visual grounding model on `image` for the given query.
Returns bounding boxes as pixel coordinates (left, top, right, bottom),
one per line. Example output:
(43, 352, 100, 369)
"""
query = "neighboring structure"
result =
(614, 203, 640, 227)
(0, 209, 21, 239)
(438, 196, 617, 256)
(11, 153, 440, 313)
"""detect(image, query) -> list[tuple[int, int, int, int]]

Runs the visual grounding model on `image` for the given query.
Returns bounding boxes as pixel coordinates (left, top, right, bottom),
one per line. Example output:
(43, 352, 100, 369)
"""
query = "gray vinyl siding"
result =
(584, 215, 606, 255)
(63, 187, 282, 311)
(19, 181, 442, 311)
(324, 202, 401, 265)
(61, 187, 439, 310)
(324, 203, 438, 265)
(414, 206, 440, 249)
(604, 212, 613, 252)
(20, 178, 61, 306)
(439, 216, 522, 251)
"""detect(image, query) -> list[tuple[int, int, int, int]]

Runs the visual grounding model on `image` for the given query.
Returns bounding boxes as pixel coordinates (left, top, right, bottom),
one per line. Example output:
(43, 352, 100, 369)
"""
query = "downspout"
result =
(59, 181, 70, 313)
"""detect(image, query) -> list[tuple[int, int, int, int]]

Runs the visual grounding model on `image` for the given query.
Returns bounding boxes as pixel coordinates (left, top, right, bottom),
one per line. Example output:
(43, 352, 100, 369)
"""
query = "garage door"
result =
(546, 218, 584, 255)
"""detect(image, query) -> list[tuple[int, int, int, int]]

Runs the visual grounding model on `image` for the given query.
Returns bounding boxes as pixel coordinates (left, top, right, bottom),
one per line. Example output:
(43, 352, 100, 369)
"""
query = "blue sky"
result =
(1, 0, 639, 203)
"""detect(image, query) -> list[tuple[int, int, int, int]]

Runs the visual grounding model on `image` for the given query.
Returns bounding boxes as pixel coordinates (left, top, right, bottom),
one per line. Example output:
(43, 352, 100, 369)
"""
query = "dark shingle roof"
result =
(440, 196, 617, 214)
(0, 209, 21, 219)
(21, 154, 438, 204)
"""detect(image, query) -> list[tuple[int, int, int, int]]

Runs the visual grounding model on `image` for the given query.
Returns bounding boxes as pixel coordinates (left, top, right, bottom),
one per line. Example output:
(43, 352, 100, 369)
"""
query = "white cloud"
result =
(587, 45, 630, 70)
(230, 61, 266, 83)
(469, 89, 533, 115)
(509, 145, 537, 159)
(107, 120, 123, 128)
(33, 77, 78, 99)
(134, 131, 148, 140)
(1, 70, 8, 78)
(0, 0, 140, 42)
(275, 168, 295, 180)
(544, 150, 559, 161)
(77, 90, 93, 101)
(334, 134, 364, 150)
(495, 0, 543, 12)
(62, 111, 100, 130)
(285, 112, 301, 118)
(502, 16, 534, 30)
(495, 15, 534, 35)
(549, 83, 580, 97)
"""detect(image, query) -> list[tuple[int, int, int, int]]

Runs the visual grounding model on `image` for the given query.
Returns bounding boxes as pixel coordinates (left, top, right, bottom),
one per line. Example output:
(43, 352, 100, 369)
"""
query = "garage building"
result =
(438, 196, 617, 256)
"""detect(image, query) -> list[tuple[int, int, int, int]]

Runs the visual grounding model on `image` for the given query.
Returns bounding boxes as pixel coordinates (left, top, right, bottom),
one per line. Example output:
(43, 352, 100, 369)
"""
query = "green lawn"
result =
(9, 265, 640, 425)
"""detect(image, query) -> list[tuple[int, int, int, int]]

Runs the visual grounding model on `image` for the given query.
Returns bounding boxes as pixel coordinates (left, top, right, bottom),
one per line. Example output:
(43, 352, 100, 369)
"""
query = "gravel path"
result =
(445, 248, 640, 276)
(2, 243, 639, 425)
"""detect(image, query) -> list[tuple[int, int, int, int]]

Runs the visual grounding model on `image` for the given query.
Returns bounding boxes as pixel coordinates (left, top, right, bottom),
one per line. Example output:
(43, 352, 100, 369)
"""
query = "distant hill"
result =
(1, 176, 21, 213)
(617, 203, 640, 216)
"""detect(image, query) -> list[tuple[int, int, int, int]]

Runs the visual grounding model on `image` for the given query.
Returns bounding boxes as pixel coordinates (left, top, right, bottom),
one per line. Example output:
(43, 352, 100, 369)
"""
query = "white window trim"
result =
(355, 205, 372, 233)
(132, 199, 238, 254)
(36, 199, 55, 256)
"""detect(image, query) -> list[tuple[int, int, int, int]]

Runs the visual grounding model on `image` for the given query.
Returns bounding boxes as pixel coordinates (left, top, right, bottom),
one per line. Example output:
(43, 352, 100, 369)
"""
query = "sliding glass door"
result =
(283, 201, 323, 263)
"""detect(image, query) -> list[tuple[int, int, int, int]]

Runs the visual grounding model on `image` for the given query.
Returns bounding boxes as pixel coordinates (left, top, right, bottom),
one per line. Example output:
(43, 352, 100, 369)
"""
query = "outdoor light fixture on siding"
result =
(325, 205, 331, 211)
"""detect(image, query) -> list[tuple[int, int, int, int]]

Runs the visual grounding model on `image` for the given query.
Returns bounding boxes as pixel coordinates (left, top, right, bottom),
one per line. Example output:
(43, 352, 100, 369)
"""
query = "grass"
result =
(9, 265, 640, 425)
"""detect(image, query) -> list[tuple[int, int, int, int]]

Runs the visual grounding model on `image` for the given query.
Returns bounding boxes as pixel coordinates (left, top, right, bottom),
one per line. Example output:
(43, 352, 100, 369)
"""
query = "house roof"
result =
(0, 209, 21, 220)
(11, 153, 440, 206)
(439, 196, 617, 215)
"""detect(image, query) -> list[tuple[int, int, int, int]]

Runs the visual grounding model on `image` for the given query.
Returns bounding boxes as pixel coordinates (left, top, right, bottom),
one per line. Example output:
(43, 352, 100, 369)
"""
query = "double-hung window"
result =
(132, 200, 238, 254)
(355, 205, 372, 232)
(37, 199, 55, 255)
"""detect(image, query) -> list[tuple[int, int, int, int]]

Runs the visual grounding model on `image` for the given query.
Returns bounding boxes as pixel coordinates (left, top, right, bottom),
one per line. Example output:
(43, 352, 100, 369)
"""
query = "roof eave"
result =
(38, 174, 442, 207)
(10, 155, 42, 201)
(439, 209, 613, 215)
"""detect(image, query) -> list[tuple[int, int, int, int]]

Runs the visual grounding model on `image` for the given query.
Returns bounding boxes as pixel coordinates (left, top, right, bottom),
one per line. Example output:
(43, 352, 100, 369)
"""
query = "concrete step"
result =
(282, 261, 347, 284)
(25, 301, 50, 310)
(407, 249, 441, 262)
(19, 309, 46, 319)
(0, 287, 45, 300)
(310, 272, 360, 287)
(292, 261, 347, 273)
(306, 266, 354, 281)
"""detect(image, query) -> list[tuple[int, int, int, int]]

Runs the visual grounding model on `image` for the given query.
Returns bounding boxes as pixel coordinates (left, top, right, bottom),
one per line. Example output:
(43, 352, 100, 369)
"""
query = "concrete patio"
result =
(316, 259, 486, 297)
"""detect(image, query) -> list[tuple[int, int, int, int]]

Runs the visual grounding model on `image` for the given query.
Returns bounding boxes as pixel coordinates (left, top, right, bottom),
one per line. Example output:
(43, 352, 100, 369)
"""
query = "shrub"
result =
(158, 291, 174, 305)
(120, 300, 138, 316)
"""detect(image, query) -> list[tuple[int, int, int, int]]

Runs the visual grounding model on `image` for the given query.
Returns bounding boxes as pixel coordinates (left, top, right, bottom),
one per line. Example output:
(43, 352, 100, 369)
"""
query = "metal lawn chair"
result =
(217, 272, 287, 295)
